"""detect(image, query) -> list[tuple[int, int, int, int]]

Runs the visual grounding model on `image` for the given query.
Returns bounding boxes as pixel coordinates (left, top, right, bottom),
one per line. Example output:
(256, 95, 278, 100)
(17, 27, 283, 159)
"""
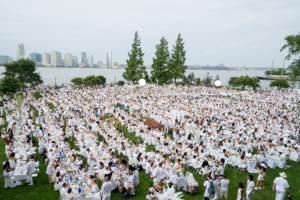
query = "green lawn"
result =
(0, 92, 300, 200)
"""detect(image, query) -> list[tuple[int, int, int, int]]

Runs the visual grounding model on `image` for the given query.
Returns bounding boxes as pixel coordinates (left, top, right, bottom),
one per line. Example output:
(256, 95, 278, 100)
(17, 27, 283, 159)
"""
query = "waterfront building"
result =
(64, 53, 73, 67)
(81, 52, 86, 63)
(106, 51, 112, 68)
(112, 62, 118, 69)
(89, 55, 94, 67)
(72, 56, 78, 66)
(16, 44, 25, 60)
(0, 55, 13, 65)
(51, 51, 62, 67)
(30, 52, 42, 62)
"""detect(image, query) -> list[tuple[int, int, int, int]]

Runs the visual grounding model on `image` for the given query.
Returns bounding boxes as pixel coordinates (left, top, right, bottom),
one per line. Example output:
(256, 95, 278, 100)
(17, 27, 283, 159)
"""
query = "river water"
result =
(0, 66, 272, 87)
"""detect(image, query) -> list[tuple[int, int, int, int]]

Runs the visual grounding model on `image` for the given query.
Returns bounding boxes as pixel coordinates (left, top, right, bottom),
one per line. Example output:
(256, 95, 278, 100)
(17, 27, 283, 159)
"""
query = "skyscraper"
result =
(16, 44, 25, 60)
(42, 52, 51, 66)
(106, 51, 112, 68)
(30, 52, 42, 62)
(88, 55, 94, 67)
(51, 51, 62, 67)
(0, 55, 13, 65)
(64, 53, 73, 67)
(81, 52, 86, 63)
(72, 56, 78, 66)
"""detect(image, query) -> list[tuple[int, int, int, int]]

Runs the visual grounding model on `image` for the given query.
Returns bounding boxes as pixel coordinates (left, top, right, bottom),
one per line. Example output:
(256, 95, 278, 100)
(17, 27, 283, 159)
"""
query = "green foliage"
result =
(264, 68, 289, 75)
(82, 75, 104, 86)
(144, 73, 151, 83)
(70, 77, 83, 85)
(183, 72, 196, 84)
(150, 76, 156, 83)
(281, 32, 300, 87)
(117, 80, 125, 86)
(215, 74, 220, 81)
(270, 79, 290, 89)
(0, 76, 22, 94)
(195, 77, 201, 86)
(2, 58, 43, 87)
(97, 75, 106, 84)
(151, 37, 172, 84)
(168, 33, 187, 83)
(228, 77, 238, 86)
(232, 75, 260, 90)
(123, 31, 147, 83)
(202, 72, 213, 85)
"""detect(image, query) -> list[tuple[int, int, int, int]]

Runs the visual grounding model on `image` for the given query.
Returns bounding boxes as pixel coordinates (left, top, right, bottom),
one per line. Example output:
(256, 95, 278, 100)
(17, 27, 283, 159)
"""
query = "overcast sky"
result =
(1, 0, 299, 67)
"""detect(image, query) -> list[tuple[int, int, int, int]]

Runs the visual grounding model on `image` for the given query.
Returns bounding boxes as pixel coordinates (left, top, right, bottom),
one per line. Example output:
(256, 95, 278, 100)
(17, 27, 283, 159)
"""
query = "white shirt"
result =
(220, 179, 230, 190)
(274, 177, 289, 192)
(152, 167, 161, 183)
(246, 180, 254, 194)
(26, 160, 36, 173)
(100, 181, 112, 194)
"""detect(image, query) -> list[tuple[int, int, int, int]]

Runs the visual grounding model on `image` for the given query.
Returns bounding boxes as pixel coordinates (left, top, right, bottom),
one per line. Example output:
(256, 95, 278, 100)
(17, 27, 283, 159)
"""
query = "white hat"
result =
(279, 172, 287, 178)
(260, 163, 266, 168)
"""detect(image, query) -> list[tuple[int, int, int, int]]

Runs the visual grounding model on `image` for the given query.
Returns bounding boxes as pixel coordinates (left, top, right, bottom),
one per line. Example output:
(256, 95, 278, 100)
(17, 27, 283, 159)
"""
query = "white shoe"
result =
(29, 184, 33, 185)
(254, 187, 258, 190)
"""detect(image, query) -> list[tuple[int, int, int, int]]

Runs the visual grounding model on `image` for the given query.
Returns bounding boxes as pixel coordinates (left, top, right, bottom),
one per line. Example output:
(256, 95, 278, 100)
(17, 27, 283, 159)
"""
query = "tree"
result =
(270, 79, 290, 89)
(233, 76, 251, 90)
(2, 58, 43, 87)
(215, 74, 220, 81)
(183, 72, 196, 84)
(228, 77, 238, 86)
(0, 76, 22, 94)
(117, 80, 125, 86)
(96, 75, 106, 84)
(123, 31, 147, 83)
(144, 73, 151, 83)
(169, 33, 187, 83)
(248, 77, 260, 91)
(280, 32, 300, 87)
(196, 77, 201, 86)
(82, 75, 103, 86)
(71, 77, 83, 85)
(151, 37, 171, 84)
(264, 68, 288, 75)
(202, 72, 213, 85)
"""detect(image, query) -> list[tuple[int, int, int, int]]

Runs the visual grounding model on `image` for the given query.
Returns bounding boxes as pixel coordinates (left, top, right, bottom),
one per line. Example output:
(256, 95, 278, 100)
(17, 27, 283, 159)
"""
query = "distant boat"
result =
(254, 75, 289, 80)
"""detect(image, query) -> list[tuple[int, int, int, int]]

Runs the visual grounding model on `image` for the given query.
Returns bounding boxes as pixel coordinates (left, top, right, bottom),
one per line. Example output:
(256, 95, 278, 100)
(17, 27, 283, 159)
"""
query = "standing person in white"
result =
(151, 164, 161, 185)
(246, 175, 254, 200)
(272, 172, 289, 200)
(236, 182, 245, 200)
(203, 174, 214, 200)
(26, 156, 36, 185)
(219, 174, 230, 200)
(98, 177, 112, 200)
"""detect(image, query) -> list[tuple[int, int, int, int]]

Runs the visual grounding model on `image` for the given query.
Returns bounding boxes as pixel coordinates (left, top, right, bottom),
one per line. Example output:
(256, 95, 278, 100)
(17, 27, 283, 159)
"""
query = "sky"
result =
(0, 0, 300, 67)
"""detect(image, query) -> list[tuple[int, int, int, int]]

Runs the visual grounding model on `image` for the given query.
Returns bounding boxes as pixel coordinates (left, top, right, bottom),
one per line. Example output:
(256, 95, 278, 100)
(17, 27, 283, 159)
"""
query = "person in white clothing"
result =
(246, 175, 254, 200)
(26, 156, 36, 185)
(99, 177, 112, 200)
(203, 174, 214, 200)
(219, 174, 230, 200)
(151, 164, 161, 185)
(273, 172, 289, 200)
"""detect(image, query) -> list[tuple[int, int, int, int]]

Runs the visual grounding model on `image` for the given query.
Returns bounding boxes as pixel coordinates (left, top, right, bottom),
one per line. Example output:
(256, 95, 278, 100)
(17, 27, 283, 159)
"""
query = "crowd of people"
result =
(1, 83, 298, 200)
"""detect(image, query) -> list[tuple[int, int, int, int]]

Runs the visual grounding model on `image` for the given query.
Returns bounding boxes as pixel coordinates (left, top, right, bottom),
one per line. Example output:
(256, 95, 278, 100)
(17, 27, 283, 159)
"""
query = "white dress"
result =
(4, 170, 15, 188)
(236, 188, 244, 200)
(9, 159, 16, 169)
(46, 164, 54, 175)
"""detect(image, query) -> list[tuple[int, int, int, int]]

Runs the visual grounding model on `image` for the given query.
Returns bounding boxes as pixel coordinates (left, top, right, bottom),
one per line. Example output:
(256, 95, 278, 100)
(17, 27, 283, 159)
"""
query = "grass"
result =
(1, 92, 300, 200)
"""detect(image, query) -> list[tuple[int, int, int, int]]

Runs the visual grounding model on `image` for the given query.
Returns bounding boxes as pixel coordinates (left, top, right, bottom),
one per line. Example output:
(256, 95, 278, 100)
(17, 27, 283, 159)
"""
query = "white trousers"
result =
(275, 191, 285, 200)
(102, 193, 111, 200)
(27, 172, 33, 185)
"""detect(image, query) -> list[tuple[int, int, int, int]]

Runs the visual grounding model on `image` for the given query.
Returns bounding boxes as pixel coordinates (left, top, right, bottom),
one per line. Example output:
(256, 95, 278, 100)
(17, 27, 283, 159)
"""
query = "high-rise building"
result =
(112, 62, 119, 69)
(81, 52, 86, 63)
(42, 52, 51, 66)
(106, 51, 112, 68)
(72, 56, 78, 66)
(97, 61, 103, 68)
(16, 44, 25, 60)
(51, 51, 62, 67)
(0, 55, 13, 65)
(64, 53, 73, 67)
(83, 58, 89, 65)
(30, 52, 42, 62)
(88, 55, 94, 67)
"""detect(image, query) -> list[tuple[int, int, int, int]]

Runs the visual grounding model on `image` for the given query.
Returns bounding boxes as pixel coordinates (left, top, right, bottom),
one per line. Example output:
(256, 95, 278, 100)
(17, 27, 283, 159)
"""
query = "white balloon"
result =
(215, 80, 221, 86)
(139, 79, 146, 86)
